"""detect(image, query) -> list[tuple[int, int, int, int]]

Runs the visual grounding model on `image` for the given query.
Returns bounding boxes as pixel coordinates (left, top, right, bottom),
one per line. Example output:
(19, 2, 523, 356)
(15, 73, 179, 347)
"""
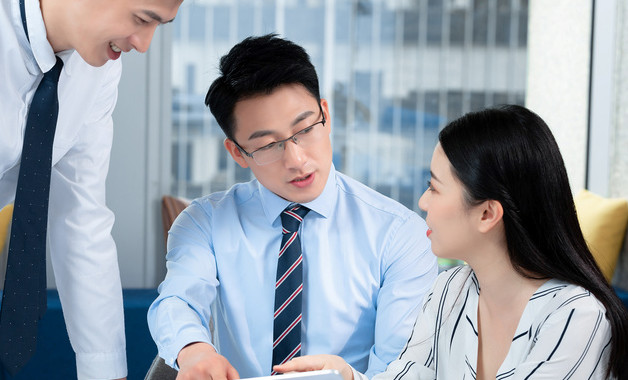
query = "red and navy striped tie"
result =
(272, 205, 310, 373)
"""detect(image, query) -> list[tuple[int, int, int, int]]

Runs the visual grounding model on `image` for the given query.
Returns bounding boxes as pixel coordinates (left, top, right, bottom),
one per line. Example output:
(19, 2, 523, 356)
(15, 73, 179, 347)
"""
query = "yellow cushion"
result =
(574, 190, 628, 282)
(0, 204, 13, 254)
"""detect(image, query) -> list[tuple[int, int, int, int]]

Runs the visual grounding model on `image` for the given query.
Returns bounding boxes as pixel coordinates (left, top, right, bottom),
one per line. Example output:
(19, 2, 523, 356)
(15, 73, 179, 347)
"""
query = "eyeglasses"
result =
(232, 105, 327, 166)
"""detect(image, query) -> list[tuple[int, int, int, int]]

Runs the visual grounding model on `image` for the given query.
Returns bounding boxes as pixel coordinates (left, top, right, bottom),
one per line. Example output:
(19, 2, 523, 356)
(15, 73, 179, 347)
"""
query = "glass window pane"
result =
(169, 0, 529, 214)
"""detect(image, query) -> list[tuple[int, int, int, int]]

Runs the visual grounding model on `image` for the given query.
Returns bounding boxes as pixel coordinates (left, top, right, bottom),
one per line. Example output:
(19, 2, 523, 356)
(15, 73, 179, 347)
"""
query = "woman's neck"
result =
(470, 244, 548, 380)
(468, 241, 547, 310)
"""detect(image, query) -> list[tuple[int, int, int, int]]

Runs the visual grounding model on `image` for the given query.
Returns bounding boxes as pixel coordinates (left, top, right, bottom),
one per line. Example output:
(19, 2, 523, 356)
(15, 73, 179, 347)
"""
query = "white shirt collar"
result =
(21, 0, 74, 75)
(22, 0, 55, 73)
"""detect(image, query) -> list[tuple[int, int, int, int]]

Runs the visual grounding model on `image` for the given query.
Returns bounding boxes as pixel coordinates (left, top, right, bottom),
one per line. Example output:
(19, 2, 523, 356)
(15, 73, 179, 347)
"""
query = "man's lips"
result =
(289, 173, 315, 188)
(290, 172, 312, 182)
(426, 229, 432, 237)
(108, 42, 122, 60)
(110, 42, 122, 53)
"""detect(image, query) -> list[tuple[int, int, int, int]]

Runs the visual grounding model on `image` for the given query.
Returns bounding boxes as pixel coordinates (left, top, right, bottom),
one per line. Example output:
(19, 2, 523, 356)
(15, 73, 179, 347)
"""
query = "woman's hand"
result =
(273, 355, 353, 380)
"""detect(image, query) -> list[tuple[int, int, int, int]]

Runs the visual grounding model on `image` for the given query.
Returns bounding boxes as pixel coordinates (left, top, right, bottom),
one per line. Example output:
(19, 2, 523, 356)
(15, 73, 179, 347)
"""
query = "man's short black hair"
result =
(205, 33, 321, 140)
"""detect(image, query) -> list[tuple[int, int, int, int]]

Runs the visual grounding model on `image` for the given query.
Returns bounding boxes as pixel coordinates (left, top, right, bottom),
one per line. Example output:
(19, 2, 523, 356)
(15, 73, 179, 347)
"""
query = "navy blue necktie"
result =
(272, 205, 310, 373)
(0, 56, 64, 375)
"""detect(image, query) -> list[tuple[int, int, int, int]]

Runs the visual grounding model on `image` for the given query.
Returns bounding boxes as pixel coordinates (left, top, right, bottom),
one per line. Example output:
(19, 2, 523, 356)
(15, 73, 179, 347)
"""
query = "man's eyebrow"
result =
(291, 110, 315, 127)
(248, 130, 274, 141)
(142, 10, 176, 24)
(246, 110, 317, 140)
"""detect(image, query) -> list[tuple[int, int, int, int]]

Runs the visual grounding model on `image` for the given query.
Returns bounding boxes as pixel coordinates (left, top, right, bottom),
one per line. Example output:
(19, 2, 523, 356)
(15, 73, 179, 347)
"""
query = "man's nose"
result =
(130, 24, 159, 53)
(281, 139, 306, 168)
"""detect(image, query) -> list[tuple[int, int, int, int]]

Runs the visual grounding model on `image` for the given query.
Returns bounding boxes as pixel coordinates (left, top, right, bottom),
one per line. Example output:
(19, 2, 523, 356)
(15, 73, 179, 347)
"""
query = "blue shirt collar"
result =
(258, 163, 338, 225)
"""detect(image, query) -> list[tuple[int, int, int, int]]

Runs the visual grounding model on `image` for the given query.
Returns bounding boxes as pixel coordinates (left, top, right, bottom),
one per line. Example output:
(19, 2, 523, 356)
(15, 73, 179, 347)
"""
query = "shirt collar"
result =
(20, 0, 73, 75)
(259, 163, 339, 225)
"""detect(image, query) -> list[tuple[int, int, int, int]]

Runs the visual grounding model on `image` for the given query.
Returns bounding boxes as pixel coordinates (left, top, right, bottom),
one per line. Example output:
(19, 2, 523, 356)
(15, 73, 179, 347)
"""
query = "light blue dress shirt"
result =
(148, 166, 438, 378)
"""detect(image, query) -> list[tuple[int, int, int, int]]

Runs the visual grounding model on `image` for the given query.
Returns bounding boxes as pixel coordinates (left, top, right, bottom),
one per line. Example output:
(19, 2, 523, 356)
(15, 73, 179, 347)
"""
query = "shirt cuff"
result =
(75, 349, 127, 380)
(350, 365, 369, 380)
(162, 334, 215, 370)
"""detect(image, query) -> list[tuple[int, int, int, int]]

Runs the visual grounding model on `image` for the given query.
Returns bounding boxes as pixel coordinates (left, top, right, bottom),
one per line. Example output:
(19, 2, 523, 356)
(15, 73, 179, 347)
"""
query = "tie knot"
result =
(44, 57, 64, 84)
(281, 205, 310, 234)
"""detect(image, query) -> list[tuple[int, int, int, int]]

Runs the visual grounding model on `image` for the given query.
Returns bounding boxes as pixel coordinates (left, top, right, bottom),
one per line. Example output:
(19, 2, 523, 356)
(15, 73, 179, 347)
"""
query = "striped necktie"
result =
(272, 205, 310, 373)
(0, 56, 64, 375)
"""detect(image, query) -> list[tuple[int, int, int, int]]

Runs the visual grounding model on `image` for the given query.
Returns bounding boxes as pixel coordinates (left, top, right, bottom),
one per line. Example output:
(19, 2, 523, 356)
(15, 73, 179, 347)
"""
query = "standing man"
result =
(148, 34, 438, 380)
(0, 0, 183, 378)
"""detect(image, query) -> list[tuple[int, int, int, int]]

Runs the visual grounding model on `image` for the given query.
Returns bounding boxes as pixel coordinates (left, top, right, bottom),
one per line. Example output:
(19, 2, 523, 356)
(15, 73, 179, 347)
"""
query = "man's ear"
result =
(478, 199, 504, 233)
(320, 98, 331, 135)
(224, 138, 249, 168)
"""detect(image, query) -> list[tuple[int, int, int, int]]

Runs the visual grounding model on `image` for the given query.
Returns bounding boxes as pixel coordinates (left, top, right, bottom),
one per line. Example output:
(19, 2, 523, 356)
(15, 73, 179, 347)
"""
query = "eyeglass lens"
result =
(253, 122, 322, 165)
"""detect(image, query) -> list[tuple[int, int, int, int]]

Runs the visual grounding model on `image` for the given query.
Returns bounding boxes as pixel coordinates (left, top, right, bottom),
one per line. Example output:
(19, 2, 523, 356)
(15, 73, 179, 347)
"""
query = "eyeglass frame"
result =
(231, 103, 327, 166)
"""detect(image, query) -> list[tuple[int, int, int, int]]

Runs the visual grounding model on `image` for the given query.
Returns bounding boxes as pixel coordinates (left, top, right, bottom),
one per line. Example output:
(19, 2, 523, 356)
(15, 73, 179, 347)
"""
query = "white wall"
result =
(526, 0, 623, 197)
(106, 28, 173, 288)
(610, 0, 628, 199)
(588, 0, 617, 197)
(526, 0, 592, 192)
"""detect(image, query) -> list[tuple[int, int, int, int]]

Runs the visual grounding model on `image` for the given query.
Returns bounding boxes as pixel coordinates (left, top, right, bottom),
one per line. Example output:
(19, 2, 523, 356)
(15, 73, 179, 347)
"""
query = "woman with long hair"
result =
(275, 105, 628, 379)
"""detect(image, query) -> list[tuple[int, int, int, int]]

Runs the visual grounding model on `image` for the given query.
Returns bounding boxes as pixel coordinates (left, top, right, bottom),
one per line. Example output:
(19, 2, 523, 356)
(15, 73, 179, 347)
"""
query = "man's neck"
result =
(39, 0, 71, 53)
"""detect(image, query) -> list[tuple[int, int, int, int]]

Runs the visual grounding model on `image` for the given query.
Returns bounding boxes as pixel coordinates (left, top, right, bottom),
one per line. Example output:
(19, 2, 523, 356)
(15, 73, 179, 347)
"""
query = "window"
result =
(170, 0, 529, 215)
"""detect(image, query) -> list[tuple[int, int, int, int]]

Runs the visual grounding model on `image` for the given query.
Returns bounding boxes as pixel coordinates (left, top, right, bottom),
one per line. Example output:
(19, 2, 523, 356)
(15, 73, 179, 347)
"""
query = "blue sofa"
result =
(7, 289, 158, 380)
(615, 287, 628, 309)
(612, 226, 628, 310)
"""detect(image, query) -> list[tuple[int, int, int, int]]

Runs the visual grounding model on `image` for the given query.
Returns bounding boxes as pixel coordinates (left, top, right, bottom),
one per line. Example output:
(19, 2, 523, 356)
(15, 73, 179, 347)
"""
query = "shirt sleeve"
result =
(361, 272, 441, 380)
(511, 300, 612, 379)
(365, 212, 438, 378)
(147, 200, 219, 369)
(47, 60, 127, 379)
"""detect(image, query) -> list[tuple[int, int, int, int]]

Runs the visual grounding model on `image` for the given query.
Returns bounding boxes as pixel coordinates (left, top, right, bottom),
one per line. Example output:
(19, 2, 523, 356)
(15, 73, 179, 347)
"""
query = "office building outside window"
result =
(171, 0, 528, 217)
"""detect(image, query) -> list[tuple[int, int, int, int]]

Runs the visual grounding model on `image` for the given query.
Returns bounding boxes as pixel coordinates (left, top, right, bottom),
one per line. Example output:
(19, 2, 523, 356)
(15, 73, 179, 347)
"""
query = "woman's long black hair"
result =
(438, 104, 628, 378)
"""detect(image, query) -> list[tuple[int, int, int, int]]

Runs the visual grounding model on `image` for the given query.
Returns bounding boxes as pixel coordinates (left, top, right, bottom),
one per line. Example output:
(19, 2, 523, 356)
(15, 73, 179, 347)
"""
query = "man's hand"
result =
(273, 355, 353, 380)
(176, 342, 240, 380)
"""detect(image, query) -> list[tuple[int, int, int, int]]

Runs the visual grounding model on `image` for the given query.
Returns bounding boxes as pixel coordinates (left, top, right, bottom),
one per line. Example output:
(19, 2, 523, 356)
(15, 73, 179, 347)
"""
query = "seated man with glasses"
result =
(147, 34, 438, 380)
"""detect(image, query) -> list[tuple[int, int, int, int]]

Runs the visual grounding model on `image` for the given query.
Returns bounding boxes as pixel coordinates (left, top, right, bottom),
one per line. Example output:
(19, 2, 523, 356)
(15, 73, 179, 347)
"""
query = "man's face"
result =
(225, 84, 333, 204)
(68, 0, 182, 67)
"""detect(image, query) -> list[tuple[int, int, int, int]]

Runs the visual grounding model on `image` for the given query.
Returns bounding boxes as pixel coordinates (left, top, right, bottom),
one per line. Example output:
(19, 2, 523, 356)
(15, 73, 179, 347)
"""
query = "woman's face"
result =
(418, 144, 482, 261)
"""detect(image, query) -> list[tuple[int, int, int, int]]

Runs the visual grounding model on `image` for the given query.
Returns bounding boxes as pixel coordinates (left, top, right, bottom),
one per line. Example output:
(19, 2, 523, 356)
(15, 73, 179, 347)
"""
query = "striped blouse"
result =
(356, 265, 612, 380)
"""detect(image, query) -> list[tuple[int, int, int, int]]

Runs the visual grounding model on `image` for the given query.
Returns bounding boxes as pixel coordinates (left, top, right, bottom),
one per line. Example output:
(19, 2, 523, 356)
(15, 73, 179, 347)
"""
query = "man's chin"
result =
(281, 188, 323, 204)
(77, 50, 109, 67)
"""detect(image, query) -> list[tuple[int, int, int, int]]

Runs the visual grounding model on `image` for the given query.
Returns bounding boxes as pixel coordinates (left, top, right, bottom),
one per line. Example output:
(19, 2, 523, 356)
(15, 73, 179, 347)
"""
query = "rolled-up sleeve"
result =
(147, 201, 220, 369)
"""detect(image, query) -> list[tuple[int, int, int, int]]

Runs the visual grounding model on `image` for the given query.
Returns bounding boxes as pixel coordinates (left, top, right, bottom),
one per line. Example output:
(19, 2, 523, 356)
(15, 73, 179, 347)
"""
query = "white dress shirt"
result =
(148, 167, 438, 378)
(352, 265, 612, 380)
(0, 0, 126, 378)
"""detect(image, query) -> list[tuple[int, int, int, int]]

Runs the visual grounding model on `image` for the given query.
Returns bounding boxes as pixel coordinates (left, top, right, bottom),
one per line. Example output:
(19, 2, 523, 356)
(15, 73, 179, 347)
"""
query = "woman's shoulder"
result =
(527, 279, 610, 339)
(537, 279, 607, 314)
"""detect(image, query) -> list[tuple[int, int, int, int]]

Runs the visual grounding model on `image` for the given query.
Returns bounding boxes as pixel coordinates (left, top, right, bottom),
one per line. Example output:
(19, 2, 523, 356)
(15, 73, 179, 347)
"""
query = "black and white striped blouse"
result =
(356, 265, 612, 380)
